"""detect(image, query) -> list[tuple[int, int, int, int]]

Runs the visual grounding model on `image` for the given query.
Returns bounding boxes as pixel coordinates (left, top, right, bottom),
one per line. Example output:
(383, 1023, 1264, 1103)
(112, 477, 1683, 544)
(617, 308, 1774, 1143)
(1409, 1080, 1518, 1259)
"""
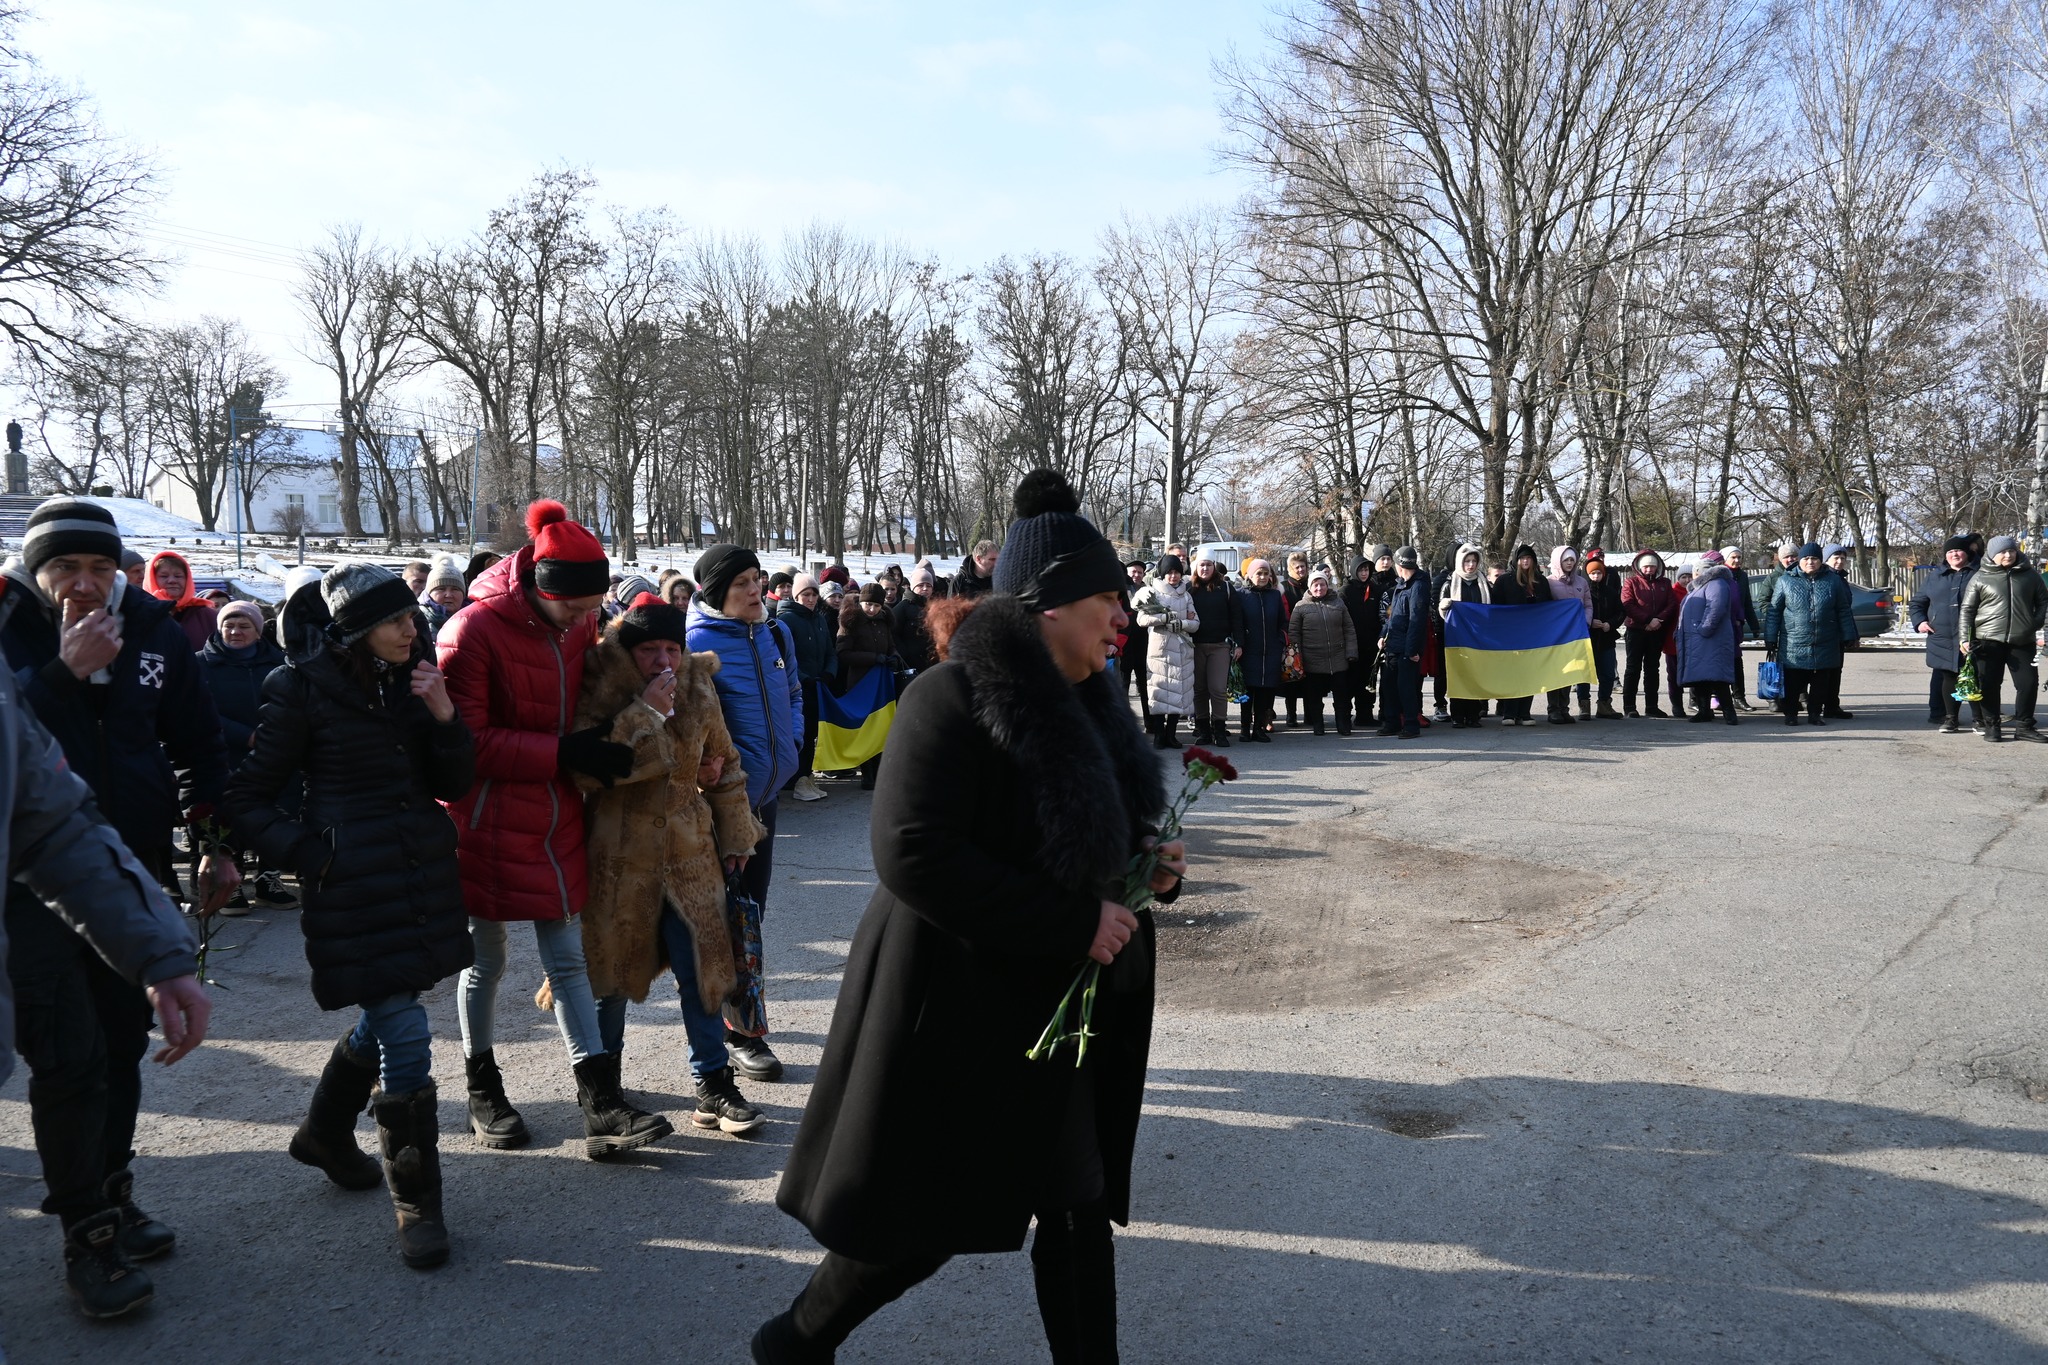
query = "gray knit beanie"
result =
(425, 554, 466, 595)
(322, 560, 417, 645)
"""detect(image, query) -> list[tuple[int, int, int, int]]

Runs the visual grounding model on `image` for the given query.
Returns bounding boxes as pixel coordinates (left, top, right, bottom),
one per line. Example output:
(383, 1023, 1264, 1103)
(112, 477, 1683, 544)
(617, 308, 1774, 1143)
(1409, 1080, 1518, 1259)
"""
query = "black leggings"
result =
(1624, 630, 1667, 708)
(1243, 686, 1276, 735)
(788, 1202, 1119, 1363)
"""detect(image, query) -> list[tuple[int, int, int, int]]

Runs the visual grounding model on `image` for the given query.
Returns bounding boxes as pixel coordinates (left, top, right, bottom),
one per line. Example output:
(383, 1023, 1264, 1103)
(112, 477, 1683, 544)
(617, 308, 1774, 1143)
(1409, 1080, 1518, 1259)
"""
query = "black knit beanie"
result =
(23, 497, 122, 572)
(992, 470, 1125, 610)
(322, 560, 418, 646)
(694, 544, 761, 610)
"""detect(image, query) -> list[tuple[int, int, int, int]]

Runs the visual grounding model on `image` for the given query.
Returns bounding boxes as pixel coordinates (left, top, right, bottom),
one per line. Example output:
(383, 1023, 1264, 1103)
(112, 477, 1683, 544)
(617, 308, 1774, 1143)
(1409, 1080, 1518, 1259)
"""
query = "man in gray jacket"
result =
(0, 659, 210, 1320)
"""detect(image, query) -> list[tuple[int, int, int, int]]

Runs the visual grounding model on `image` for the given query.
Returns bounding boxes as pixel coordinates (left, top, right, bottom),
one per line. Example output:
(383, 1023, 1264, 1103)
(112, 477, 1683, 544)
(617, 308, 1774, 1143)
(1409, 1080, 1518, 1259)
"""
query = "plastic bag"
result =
(1954, 657, 1983, 703)
(1227, 660, 1250, 705)
(720, 872, 768, 1038)
(1756, 659, 1784, 701)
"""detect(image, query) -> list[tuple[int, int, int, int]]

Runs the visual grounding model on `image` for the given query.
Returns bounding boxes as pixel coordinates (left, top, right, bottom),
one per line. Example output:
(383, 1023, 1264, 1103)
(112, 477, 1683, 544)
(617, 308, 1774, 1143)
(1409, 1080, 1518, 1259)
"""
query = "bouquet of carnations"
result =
(1026, 745, 1237, 1065)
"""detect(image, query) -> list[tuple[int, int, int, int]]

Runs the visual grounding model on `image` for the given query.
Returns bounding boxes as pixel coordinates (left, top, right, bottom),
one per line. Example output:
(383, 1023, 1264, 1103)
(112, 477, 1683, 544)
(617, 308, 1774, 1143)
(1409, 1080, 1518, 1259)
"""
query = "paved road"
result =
(3, 653, 2045, 1363)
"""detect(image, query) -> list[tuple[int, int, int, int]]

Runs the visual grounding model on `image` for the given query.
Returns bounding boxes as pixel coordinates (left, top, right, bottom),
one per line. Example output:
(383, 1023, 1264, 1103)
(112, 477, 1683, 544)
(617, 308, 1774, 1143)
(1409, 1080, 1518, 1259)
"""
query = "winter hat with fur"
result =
(525, 500, 609, 600)
(991, 468, 1125, 611)
(322, 560, 418, 646)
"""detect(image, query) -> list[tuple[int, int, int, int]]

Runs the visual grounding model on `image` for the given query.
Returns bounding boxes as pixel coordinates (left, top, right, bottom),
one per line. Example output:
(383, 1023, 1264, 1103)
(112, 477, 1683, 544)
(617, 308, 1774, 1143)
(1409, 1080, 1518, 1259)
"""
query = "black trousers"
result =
(1379, 656, 1424, 730)
(1342, 655, 1376, 727)
(1243, 686, 1276, 735)
(1624, 630, 1667, 708)
(742, 797, 778, 912)
(794, 679, 822, 781)
(1122, 655, 1150, 726)
(788, 1202, 1119, 1363)
(5, 888, 155, 1225)
(1781, 666, 1829, 717)
(1303, 670, 1351, 729)
(1972, 642, 2037, 726)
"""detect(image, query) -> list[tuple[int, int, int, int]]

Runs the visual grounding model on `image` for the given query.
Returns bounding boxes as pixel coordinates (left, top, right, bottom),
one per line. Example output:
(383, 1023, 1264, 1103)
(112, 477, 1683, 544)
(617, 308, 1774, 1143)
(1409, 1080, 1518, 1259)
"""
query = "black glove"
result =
(559, 725, 633, 786)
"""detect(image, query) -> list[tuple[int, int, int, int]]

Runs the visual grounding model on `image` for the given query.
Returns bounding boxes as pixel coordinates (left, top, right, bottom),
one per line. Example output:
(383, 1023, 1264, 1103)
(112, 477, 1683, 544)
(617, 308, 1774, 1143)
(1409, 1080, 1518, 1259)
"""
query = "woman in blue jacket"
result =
(685, 544, 802, 1082)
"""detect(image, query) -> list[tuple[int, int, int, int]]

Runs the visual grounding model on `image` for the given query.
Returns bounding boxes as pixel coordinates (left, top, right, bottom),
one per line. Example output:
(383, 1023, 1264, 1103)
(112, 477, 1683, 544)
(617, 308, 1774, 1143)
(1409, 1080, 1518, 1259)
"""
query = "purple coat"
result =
(1675, 565, 1741, 685)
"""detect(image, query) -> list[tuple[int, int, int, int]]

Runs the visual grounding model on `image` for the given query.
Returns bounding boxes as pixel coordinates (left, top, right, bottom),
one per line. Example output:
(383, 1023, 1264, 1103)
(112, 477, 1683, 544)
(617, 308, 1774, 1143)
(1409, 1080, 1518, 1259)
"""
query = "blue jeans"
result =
(458, 916, 604, 1064)
(595, 906, 730, 1080)
(348, 993, 433, 1094)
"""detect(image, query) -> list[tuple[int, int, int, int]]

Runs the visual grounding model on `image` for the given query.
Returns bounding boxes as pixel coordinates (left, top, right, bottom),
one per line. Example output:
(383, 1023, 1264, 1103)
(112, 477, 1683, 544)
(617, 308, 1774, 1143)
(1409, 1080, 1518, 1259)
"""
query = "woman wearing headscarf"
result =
(1545, 548, 1592, 722)
(1436, 543, 1491, 728)
(1490, 544, 1552, 726)
(758, 469, 1185, 1364)
(1621, 551, 1676, 717)
(1763, 543, 1858, 726)
(144, 550, 218, 652)
(1132, 554, 1199, 750)
(1675, 551, 1741, 726)
(1235, 559, 1289, 742)
(1286, 568, 1358, 736)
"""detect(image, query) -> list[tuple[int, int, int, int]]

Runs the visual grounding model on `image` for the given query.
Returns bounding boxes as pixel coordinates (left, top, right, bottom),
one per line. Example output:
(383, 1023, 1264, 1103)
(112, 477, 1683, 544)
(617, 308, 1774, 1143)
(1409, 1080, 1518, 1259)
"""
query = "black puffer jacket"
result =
(892, 593, 937, 673)
(836, 598, 898, 689)
(223, 594, 476, 1011)
(198, 632, 287, 770)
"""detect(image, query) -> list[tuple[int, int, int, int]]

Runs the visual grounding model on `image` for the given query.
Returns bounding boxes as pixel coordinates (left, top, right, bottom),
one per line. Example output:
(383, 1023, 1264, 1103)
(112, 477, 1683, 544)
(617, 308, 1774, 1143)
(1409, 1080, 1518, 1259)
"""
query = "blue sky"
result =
(31, 1, 1278, 406)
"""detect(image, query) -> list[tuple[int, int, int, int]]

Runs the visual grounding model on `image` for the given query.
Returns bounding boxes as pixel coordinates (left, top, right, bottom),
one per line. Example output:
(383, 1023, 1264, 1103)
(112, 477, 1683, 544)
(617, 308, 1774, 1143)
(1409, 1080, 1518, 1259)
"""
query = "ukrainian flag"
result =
(814, 667, 897, 770)
(1443, 600, 1596, 700)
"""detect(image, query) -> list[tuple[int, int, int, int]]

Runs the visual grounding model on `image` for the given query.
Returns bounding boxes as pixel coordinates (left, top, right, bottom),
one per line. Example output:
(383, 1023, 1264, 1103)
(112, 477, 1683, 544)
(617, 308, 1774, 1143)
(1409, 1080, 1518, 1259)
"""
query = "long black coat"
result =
(778, 594, 1170, 1262)
(223, 602, 475, 1011)
(1909, 562, 1976, 672)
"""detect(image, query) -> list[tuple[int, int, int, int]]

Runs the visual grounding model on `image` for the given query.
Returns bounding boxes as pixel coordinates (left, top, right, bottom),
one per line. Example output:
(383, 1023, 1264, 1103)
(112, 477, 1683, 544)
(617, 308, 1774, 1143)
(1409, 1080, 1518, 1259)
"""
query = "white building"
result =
(147, 427, 464, 539)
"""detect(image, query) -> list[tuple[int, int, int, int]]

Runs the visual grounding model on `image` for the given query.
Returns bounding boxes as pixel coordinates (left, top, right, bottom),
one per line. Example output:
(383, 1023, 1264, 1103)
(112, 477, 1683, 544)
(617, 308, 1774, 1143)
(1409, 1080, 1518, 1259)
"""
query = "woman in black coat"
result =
(223, 563, 475, 1271)
(1491, 543, 1553, 724)
(758, 472, 1186, 1364)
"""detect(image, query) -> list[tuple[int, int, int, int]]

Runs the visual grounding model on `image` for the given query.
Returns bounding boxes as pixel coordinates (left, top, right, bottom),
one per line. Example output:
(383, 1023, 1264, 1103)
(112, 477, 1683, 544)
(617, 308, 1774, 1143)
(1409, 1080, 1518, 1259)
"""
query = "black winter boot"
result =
(728, 1031, 785, 1081)
(1209, 722, 1231, 747)
(102, 1169, 176, 1262)
(1161, 717, 1183, 750)
(573, 1053, 674, 1159)
(693, 1065, 767, 1135)
(372, 1084, 450, 1270)
(290, 1035, 387, 1188)
(463, 1048, 531, 1150)
(1985, 717, 2003, 743)
(63, 1208, 153, 1319)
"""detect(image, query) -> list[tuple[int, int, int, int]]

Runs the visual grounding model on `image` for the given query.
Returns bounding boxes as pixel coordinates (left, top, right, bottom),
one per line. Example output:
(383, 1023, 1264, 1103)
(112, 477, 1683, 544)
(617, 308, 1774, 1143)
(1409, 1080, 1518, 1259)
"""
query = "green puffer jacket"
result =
(1959, 560, 2048, 647)
(1764, 570, 1856, 670)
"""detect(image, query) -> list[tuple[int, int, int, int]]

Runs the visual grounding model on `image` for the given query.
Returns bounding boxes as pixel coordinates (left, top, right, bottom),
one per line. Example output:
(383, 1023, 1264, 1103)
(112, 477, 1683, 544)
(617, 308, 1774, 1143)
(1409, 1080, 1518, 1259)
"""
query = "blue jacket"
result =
(1381, 572, 1430, 657)
(687, 602, 803, 809)
(0, 565, 231, 858)
(1234, 585, 1289, 690)
(1764, 570, 1856, 671)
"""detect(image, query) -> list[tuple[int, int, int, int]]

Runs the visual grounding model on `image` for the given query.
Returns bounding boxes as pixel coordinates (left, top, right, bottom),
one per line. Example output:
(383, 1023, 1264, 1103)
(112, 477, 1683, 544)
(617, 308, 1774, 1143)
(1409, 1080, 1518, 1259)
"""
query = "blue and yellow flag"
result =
(1443, 600, 1596, 700)
(813, 667, 897, 770)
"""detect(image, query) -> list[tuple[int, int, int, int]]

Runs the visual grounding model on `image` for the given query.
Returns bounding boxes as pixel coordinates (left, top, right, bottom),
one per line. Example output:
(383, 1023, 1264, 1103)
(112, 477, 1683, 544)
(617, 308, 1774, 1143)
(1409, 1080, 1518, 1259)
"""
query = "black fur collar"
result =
(946, 594, 1168, 894)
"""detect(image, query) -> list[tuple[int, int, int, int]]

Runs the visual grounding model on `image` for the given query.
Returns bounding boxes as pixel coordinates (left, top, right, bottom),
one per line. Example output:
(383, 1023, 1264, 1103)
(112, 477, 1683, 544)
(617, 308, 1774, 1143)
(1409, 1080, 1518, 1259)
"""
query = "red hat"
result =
(526, 500, 609, 599)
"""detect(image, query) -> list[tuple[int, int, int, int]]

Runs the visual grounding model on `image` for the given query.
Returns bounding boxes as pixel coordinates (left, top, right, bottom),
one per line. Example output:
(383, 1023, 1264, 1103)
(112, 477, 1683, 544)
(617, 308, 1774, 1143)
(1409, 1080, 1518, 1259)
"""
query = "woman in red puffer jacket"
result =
(436, 500, 672, 1160)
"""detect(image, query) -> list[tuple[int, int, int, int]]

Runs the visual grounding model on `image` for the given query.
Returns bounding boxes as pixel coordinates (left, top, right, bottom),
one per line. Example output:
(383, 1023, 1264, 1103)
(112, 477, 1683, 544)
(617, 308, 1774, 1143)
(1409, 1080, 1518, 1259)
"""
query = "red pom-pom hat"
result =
(525, 499, 609, 599)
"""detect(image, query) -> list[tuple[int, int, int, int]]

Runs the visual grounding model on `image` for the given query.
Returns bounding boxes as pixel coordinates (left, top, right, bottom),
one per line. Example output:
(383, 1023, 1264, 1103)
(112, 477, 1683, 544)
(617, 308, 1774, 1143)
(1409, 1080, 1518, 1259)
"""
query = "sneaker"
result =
(1939, 718, 1962, 734)
(63, 1209, 153, 1319)
(789, 776, 826, 802)
(692, 1067, 767, 1136)
(217, 892, 250, 918)
(726, 1032, 784, 1082)
(103, 1171, 174, 1262)
(1398, 728, 1421, 739)
(251, 870, 298, 908)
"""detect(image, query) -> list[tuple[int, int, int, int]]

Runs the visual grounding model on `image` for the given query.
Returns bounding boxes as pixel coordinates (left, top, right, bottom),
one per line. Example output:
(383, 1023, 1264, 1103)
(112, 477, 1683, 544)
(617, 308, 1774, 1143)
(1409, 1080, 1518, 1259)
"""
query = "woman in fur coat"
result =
(756, 470, 1188, 1365)
(569, 595, 770, 1136)
(1130, 554, 1199, 749)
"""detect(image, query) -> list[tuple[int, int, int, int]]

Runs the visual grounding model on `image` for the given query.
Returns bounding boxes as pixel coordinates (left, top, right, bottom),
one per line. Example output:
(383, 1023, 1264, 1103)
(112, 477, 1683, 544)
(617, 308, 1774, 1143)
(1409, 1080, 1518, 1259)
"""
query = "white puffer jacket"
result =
(1132, 578, 1200, 715)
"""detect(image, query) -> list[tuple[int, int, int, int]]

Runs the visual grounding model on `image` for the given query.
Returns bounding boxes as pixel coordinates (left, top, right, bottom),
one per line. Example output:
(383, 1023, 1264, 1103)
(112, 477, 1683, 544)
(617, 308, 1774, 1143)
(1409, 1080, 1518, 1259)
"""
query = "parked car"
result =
(1744, 575, 1892, 641)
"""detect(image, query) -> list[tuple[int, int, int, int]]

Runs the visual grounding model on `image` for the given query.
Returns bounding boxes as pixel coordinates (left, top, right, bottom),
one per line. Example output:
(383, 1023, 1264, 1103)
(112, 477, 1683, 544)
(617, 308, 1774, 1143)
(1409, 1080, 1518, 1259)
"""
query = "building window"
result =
(285, 492, 305, 516)
(318, 494, 338, 526)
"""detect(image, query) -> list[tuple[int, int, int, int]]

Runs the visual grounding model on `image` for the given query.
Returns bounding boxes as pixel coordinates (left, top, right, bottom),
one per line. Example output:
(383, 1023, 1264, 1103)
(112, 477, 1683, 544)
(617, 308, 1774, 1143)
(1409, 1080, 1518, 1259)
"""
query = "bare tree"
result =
(297, 224, 419, 537)
(0, 6, 161, 367)
(1098, 207, 1241, 548)
(144, 317, 284, 531)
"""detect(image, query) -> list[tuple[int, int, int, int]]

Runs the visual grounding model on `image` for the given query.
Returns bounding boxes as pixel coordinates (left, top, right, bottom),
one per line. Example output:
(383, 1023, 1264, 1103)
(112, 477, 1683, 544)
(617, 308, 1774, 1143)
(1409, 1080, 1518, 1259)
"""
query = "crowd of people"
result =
(3, 476, 2035, 1357)
(1109, 538, 1904, 743)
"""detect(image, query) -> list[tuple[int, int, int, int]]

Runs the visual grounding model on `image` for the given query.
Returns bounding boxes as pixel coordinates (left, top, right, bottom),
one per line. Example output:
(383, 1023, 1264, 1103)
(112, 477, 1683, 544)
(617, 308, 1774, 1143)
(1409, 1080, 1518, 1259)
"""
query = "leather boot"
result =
(62, 1208, 153, 1319)
(1208, 721, 1231, 747)
(1985, 716, 2003, 743)
(372, 1085, 449, 1269)
(289, 1035, 386, 1190)
(1162, 717, 1183, 750)
(463, 1048, 530, 1150)
(573, 1053, 674, 1159)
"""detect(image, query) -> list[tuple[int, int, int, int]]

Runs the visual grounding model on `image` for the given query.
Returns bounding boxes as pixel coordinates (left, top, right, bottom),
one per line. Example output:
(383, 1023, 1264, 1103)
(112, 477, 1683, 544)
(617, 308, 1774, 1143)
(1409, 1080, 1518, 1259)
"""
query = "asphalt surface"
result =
(3, 652, 2045, 1363)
